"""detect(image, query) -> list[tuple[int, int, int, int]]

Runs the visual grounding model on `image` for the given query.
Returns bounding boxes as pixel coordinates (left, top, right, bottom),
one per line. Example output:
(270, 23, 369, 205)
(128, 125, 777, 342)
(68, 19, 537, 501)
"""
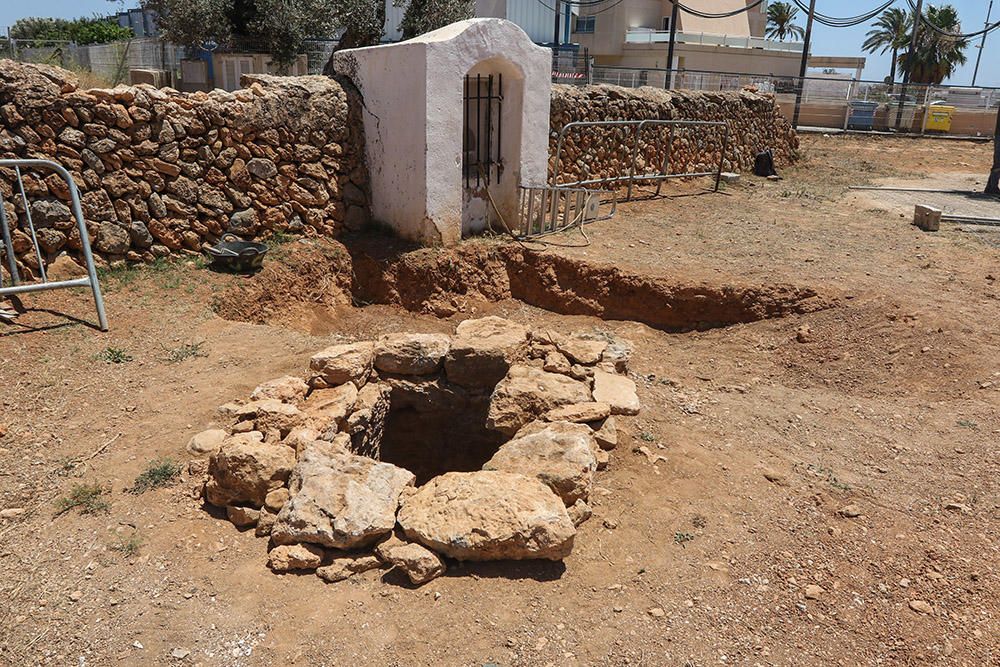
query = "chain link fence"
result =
(0, 35, 338, 89)
(558, 62, 1000, 139)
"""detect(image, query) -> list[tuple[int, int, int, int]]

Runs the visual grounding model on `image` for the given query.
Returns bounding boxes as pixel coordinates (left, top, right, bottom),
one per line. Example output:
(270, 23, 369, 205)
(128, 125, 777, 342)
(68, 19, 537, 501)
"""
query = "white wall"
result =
(336, 19, 551, 246)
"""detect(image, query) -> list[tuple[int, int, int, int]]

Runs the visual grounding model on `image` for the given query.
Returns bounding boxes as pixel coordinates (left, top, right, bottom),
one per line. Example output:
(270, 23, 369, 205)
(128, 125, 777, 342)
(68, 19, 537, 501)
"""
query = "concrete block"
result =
(914, 204, 941, 232)
(719, 172, 740, 185)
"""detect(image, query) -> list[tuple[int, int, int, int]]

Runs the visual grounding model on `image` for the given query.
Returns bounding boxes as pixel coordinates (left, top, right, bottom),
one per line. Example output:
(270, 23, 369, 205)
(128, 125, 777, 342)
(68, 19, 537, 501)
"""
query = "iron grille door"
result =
(462, 73, 503, 188)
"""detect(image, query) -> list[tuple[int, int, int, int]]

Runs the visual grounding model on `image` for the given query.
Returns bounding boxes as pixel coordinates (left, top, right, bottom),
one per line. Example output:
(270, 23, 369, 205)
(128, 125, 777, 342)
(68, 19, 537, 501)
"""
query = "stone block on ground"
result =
(483, 421, 598, 505)
(486, 365, 592, 436)
(444, 316, 528, 388)
(316, 555, 383, 583)
(250, 376, 309, 403)
(375, 533, 447, 585)
(397, 470, 576, 561)
(374, 333, 450, 375)
(270, 445, 415, 550)
(592, 370, 640, 416)
(186, 428, 227, 456)
(302, 383, 358, 435)
(543, 402, 611, 424)
(205, 432, 295, 508)
(309, 342, 374, 388)
(268, 543, 325, 572)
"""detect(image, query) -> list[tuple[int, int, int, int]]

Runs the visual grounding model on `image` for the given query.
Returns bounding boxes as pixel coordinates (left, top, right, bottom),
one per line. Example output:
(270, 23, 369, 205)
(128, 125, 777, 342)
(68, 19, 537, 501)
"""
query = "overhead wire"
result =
(673, 0, 766, 19)
(791, 0, 897, 27)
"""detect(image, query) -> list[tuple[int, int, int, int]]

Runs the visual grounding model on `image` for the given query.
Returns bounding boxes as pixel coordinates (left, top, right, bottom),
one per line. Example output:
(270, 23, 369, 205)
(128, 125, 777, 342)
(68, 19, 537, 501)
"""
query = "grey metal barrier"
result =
(0, 159, 108, 331)
(551, 119, 731, 201)
(517, 185, 616, 238)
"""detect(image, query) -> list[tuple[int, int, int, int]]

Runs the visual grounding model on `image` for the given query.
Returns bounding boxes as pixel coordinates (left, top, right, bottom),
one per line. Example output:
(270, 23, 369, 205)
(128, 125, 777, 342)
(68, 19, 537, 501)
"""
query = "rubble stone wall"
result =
(549, 84, 799, 185)
(0, 61, 368, 273)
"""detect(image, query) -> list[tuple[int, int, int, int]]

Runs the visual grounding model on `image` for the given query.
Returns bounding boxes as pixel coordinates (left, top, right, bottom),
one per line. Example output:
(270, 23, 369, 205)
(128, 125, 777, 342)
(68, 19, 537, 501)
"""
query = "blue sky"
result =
(1, 0, 997, 86)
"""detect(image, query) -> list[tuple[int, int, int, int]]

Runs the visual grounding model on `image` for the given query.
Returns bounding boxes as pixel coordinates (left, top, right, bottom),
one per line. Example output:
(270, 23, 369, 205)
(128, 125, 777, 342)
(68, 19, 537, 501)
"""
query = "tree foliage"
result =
(862, 8, 911, 84)
(251, 0, 340, 72)
(10, 16, 134, 45)
(397, 0, 474, 40)
(142, 0, 233, 49)
(764, 2, 804, 41)
(898, 4, 968, 85)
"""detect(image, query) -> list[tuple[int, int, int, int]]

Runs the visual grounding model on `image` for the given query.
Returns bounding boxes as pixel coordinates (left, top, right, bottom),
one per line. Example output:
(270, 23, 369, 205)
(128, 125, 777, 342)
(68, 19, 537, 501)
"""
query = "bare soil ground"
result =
(1, 134, 998, 666)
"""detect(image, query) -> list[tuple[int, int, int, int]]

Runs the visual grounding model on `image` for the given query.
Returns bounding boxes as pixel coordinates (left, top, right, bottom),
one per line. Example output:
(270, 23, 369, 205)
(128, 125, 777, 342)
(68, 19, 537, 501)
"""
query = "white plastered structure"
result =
(333, 19, 552, 246)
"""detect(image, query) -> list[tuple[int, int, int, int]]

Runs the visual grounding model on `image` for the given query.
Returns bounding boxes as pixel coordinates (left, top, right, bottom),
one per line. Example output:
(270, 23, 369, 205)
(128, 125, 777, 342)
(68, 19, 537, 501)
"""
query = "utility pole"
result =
(791, 0, 817, 128)
(986, 105, 1000, 194)
(971, 0, 994, 87)
(664, 0, 679, 89)
(895, 0, 923, 131)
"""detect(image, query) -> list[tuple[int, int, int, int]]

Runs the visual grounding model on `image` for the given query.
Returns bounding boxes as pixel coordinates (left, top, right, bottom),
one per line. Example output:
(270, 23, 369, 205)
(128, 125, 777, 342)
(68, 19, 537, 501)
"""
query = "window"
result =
(662, 17, 670, 31)
(575, 16, 595, 34)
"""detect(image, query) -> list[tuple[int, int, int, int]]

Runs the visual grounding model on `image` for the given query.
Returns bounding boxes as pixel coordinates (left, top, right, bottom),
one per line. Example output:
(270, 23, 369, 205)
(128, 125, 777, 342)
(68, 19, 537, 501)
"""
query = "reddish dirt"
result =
(1, 134, 998, 666)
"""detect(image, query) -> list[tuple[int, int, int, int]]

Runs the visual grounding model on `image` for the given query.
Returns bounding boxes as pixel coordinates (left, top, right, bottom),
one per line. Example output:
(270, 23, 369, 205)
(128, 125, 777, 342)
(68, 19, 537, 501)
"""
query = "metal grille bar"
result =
(0, 159, 108, 330)
(463, 73, 503, 188)
(551, 119, 731, 199)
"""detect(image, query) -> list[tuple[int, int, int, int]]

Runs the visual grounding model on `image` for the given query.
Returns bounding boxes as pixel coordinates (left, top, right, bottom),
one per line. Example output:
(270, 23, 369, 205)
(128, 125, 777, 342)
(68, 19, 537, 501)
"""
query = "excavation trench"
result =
(214, 236, 835, 332)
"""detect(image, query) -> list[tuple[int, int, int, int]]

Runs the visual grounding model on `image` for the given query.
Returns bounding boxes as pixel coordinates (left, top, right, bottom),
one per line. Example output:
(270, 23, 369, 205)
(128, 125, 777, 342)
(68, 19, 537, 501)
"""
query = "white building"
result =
(335, 19, 552, 245)
(384, 0, 572, 44)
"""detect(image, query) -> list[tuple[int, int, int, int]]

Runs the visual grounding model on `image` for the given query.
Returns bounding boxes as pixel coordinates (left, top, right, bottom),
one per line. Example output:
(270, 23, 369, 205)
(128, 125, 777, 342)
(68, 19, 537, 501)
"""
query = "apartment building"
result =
(572, 0, 804, 77)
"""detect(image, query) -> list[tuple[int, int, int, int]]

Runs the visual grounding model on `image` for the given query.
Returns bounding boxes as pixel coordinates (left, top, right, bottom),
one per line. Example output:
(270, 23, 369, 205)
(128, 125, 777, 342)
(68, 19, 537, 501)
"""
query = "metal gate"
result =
(463, 73, 503, 187)
(0, 159, 108, 330)
(551, 119, 731, 199)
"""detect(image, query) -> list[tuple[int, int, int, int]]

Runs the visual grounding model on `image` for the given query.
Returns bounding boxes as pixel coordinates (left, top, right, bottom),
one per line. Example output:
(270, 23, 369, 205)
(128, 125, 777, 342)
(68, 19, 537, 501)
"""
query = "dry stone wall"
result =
(0, 61, 368, 274)
(550, 84, 799, 186)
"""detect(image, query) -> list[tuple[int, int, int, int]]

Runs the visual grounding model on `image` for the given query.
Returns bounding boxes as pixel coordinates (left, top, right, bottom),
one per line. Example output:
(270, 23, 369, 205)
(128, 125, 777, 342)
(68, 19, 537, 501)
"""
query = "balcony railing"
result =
(624, 30, 803, 53)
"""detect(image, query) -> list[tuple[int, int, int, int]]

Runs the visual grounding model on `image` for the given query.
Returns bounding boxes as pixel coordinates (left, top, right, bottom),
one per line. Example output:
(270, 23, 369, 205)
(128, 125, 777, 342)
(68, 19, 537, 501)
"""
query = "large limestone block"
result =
(268, 543, 325, 572)
(309, 341, 374, 388)
(592, 370, 640, 415)
(397, 471, 576, 561)
(253, 399, 305, 437)
(302, 383, 359, 434)
(444, 317, 528, 388)
(486, 365, 592, 436)
(250, 375, 309, 403)
(374, 333, 450, 375)
(375, 533, 446, 585)
(271, 446, 415, 550)
(483, 421, 598, 505)
(205, 432, 296, 508)
(543, 402, 611, 424)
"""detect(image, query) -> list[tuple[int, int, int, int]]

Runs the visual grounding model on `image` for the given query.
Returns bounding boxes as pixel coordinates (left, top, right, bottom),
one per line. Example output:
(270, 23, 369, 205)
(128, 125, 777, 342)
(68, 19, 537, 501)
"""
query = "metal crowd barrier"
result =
(0, 159, 108, 330)
(551, 119, 731, 200)
(517, 185, 615, 238)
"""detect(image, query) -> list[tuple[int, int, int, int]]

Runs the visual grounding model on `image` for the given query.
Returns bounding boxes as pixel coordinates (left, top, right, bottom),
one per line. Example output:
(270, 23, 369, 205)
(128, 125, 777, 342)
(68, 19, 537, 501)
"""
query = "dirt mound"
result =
(217, 235, 836, 332)
(212, 239, 355, 325)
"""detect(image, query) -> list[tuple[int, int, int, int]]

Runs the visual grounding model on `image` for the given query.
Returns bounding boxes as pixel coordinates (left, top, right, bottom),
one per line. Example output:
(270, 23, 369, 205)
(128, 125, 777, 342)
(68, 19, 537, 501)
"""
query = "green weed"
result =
(129, 458, 182, 494)
(55, 483, 110, 515)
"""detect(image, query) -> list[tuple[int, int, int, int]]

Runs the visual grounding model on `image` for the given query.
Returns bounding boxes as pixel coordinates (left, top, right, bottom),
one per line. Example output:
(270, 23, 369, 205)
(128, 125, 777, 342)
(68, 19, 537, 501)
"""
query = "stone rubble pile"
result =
(550, 83, 798, 186)
(0, 61, 368, 276)
(189, 316, 640, 586)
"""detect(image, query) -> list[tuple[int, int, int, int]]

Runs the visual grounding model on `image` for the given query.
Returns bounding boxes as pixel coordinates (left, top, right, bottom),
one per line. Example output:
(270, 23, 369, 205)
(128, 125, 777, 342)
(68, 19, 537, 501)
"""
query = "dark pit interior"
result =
(376, 379, 507, 486)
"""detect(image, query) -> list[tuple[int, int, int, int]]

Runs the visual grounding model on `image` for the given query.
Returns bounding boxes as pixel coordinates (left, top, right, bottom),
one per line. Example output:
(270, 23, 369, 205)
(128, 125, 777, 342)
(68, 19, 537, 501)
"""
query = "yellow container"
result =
(924, 105, 955, 132)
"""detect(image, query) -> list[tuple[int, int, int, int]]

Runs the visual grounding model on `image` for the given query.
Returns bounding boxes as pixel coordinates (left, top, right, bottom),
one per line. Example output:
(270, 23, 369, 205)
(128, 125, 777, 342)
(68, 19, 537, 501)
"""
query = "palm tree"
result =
(898, 4, 969, 84)
(765, 2, 805, 41)
(863, 8, 912, 84)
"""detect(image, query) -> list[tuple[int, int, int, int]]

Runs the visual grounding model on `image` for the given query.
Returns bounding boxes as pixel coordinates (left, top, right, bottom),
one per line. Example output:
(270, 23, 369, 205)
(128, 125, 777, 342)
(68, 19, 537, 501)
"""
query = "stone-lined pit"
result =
(188, 316, 639, 586)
